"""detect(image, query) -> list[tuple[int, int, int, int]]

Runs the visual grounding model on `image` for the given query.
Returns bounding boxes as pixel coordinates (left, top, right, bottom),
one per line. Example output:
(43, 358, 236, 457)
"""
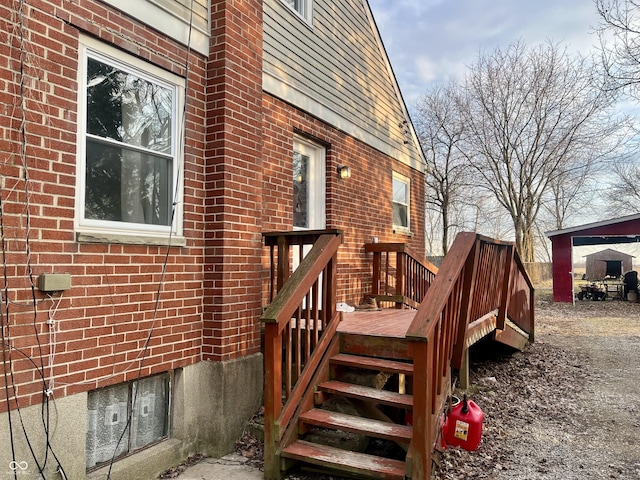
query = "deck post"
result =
(408, 340, 432, 480)
(459, 347, 469, 389)
(371, 251, 381, 295)
(277, 234, 291, 292)
(264, 323, 283, 480)
(497, 245, 514, 330)
(396, 251, 405, 308)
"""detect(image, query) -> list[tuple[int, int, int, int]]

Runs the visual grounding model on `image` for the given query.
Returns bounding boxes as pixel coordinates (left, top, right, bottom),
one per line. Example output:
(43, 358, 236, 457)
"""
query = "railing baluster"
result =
(286, 320, 293, 397)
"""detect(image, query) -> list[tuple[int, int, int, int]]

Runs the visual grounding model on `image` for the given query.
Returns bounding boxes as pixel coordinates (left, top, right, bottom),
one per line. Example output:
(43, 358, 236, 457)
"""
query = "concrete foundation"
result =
(1, 354, 263, 480)
(0, 392, 87, 480)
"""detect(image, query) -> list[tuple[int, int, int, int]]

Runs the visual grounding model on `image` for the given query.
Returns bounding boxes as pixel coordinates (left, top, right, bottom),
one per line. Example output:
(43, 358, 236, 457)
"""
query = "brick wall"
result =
(203, 0, 264, 360)
(262, 95, 426, 306)
(0, 0, 207, 411)
(0, 0, 425, 413)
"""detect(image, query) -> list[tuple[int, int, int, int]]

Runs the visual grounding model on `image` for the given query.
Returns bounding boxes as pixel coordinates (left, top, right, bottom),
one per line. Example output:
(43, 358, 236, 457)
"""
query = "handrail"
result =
(365, 242, 438, 308)
(262, 233, 342, 330)
(261, 230, 343, 480)
(264, 229, 343, 301)
(406, 232, 534, 479)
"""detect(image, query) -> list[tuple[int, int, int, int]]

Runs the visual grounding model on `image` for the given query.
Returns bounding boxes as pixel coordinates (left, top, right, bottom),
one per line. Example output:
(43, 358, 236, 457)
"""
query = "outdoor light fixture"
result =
(337, 164, 351, 179)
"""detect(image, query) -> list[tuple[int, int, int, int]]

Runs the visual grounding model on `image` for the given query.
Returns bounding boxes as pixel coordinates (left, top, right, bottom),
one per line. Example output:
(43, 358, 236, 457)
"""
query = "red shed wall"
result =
(550, 218, 640, 302)
(551, 234, 574, 303)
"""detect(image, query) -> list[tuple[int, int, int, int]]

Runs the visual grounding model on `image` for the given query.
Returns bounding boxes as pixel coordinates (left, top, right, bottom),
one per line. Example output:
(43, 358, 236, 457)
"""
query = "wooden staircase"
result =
(261, 231, 535, 480)
(281, 347, 415, 480)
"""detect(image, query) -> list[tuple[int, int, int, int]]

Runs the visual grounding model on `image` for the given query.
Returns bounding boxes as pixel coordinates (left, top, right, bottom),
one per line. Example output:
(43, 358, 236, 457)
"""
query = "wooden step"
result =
(300, 408, 412, 443)
(340, 333, 411, 361)
(330, 353, 414, 375)
(318, 380, 413, 409)
(281, 440, 406, 480)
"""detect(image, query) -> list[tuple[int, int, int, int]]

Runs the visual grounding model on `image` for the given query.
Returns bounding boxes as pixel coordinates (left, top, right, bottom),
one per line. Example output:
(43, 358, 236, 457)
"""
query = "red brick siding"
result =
(0, 0, 206, 411)
(262, 95, 426, 305)
(0, 0, 425, 413)
(203, 0, 264, 360)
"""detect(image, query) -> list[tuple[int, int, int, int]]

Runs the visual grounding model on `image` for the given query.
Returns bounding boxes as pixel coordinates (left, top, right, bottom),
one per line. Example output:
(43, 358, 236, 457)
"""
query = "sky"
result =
(368, 0, 605, 106)
(366, 1, 640, 258)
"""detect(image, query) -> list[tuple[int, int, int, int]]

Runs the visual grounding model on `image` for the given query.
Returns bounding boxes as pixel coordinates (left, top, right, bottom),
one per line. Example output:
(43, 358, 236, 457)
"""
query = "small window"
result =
(76, 36, 184, 241)
(86, 374, 169, 469)
(281, 0, 313, 23)
(392, 172, 410, 232)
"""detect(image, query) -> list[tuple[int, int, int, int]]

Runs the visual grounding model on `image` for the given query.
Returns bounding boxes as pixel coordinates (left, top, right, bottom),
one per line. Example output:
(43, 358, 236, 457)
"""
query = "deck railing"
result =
(405, 232, 534, 479)
(365, 242, 438, 308)
(261, 230, 343, 480)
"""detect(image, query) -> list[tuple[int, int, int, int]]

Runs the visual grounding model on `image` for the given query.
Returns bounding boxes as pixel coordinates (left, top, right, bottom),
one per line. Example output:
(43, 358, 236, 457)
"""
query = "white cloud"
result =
(369, 0, 602, 104)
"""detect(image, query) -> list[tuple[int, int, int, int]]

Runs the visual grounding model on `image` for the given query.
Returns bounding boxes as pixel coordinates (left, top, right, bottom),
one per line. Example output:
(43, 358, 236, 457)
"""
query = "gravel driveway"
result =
(436, 293, 640, 479)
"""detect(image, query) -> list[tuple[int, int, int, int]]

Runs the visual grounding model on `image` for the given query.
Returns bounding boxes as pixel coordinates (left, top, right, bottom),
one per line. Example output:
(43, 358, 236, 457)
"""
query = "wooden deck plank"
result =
(339, 309, 415, 338)
(318, 380, 413, 408)
(466, 312, 498, 347)
(330, 353, 414, 375)
(300, 409, 412, 443)
(281, 440, 406, 480)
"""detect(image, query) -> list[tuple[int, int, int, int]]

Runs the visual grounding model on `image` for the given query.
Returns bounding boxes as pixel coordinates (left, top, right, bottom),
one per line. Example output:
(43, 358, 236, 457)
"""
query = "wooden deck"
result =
(340, 308, 518, 351)
(339, 309, 416, 338)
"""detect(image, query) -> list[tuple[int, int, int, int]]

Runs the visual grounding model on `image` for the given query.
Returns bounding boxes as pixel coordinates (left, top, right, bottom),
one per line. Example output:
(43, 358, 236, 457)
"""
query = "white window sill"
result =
(393, 228, 413, 237)
(76, 231, 186, 247)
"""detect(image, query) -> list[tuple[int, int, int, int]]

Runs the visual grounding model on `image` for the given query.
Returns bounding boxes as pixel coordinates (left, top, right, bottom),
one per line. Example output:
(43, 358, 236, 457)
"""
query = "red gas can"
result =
(444, 394, 484, 451)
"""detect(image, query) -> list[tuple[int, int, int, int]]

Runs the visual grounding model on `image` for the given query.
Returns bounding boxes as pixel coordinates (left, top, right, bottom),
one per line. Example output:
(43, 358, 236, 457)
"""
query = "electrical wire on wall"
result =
(4, 0, 198, 478)
(104, 2, 196, 478)
(0, 1, 68, 478)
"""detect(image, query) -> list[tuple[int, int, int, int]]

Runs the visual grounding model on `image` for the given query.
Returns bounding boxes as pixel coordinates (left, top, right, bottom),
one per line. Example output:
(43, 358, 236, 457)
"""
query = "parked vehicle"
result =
(577, 282, 607, 301)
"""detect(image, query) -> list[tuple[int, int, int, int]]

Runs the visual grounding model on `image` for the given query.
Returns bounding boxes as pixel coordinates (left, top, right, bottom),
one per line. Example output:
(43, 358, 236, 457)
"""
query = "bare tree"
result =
(596, 0, 640, 99)
(604, 161, 640, 213)
(414, 82, 470, 254)
(460, 41, 620, 262)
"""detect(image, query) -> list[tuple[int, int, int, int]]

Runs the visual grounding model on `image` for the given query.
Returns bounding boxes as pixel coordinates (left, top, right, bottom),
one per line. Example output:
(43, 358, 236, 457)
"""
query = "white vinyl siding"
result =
(101, 0, 210, 56)
(263, 0, 424, 172)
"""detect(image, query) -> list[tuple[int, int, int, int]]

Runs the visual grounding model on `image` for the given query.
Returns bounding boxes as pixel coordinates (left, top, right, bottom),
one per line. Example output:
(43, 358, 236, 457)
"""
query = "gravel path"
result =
(436, 294, 640, 479)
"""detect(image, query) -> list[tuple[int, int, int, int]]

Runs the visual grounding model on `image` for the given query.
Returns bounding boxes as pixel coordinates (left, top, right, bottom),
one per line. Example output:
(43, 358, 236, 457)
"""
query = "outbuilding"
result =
(546, 214, 640, 302)
(584, 248, 634, 280)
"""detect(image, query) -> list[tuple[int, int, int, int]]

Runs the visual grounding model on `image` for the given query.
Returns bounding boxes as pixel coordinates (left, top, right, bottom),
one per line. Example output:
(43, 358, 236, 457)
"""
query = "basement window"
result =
(86, 373, 169, 469)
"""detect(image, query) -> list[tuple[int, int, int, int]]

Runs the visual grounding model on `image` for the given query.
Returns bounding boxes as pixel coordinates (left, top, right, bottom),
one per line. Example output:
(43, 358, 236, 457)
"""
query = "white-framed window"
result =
(86, 373, 170, 469)
(392, 172, 410, 232)
(281, 0, 313, 24)
(76, 36, 184, 242)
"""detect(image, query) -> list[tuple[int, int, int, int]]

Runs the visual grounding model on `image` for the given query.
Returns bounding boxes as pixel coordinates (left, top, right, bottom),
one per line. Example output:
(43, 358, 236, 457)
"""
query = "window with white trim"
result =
(86, 374, 169, 469)
(392, 172, 410, 232)
(281, 0, 313, 23)
(76, 36, 184, 240)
